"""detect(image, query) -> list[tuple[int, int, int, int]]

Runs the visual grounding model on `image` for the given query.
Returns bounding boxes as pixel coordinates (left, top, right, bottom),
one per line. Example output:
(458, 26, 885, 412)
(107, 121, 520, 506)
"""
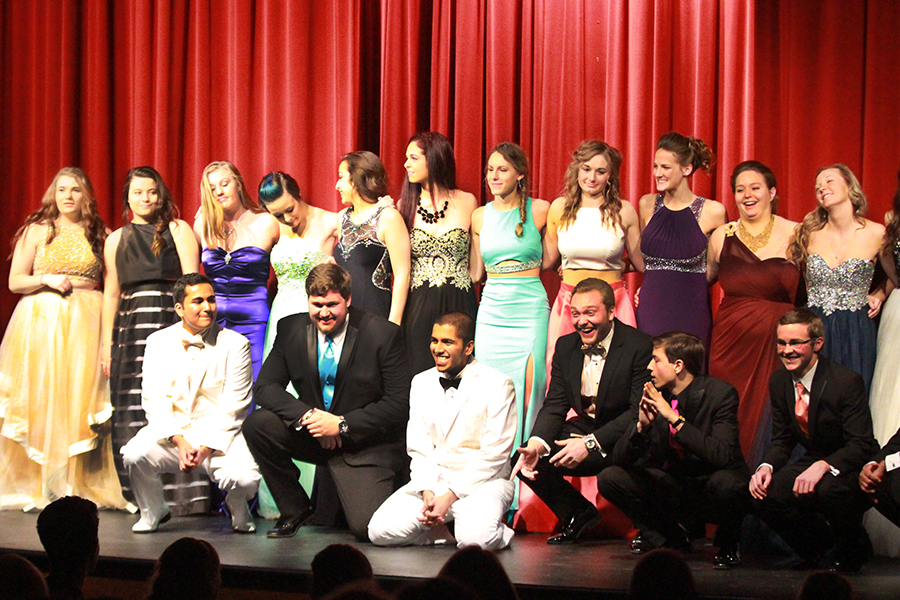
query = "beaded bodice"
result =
(410, 227, 472, 291)
(336, 205, 391, 291)
(806, 254, 874, 315)
(271, 236, 329, 298)
(642, 195, 707, 274)
(33, 227, 101, 282)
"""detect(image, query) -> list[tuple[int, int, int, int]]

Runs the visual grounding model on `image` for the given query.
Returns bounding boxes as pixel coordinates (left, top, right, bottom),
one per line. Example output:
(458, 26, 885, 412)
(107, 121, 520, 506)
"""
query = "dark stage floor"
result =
(2, 510, 899, 600)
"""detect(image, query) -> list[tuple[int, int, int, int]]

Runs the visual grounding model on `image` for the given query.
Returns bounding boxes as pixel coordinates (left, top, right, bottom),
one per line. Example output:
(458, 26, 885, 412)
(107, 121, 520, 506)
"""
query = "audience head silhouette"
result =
(439, 546, 519, 600)
(0, 553, 48, 600)
(146, 537, 221, 600)
(629, 549, 698, 600)
(36, 496, 100, 576)
(311, 544, 375, 599)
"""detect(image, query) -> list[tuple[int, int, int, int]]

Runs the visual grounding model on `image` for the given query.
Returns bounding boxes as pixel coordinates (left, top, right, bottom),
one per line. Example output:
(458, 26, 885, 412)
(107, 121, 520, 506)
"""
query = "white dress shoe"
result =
(132, 511, 171, 533)
(226, 495, 256, 534)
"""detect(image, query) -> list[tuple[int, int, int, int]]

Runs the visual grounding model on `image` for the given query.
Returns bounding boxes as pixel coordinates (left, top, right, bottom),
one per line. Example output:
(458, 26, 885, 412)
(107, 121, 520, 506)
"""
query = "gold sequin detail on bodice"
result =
(33, 227, 102, 283)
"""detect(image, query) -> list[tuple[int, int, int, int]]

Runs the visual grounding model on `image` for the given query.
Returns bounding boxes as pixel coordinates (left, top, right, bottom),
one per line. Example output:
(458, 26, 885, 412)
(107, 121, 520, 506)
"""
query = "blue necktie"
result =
(319, 336, 337, 411)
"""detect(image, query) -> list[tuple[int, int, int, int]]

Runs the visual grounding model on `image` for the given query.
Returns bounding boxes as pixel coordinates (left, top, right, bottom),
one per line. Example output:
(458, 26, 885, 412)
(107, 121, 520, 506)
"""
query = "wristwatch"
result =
(338, 416, 349, 436)
(583, 434, 599, 453)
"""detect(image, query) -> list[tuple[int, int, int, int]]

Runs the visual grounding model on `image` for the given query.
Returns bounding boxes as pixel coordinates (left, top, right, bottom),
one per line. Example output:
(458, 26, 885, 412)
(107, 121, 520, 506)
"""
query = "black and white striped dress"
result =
(110, 223, 210, 515)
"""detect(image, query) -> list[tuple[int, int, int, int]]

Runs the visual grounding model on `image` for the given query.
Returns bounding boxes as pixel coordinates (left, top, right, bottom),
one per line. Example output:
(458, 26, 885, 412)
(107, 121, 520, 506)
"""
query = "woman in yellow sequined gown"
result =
(0, 168, 127, 510)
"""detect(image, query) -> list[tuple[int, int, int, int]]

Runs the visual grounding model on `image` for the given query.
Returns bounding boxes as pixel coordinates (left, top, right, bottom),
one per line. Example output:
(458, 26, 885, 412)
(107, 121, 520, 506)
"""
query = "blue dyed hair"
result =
(258, 171, 302, 205)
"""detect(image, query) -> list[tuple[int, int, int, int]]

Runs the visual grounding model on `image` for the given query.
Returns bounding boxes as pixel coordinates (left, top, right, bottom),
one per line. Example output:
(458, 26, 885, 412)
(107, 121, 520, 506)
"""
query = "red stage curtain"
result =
(2, 0, 899, 343)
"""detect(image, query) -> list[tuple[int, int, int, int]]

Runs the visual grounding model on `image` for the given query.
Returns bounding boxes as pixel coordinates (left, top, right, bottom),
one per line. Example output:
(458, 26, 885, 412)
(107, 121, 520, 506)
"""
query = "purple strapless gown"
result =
(637, 195, 711, 346)
(202, 246, 271, 379)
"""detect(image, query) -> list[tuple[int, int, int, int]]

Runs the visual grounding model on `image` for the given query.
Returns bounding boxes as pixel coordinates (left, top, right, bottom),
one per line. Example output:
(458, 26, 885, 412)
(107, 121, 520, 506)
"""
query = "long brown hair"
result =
(399, 132, 456, 229)
(560, 140, 623, 231)
(199, 160, 262, 248)
(487, 142, 530, 237)
(788, 164, 868, 268)
(12, 167, 107, 270)
(122, 166, 179, 256)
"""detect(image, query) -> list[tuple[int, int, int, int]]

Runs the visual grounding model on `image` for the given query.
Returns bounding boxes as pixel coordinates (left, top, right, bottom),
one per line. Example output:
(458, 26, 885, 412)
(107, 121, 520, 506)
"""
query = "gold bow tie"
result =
(182, 339, 205, 351)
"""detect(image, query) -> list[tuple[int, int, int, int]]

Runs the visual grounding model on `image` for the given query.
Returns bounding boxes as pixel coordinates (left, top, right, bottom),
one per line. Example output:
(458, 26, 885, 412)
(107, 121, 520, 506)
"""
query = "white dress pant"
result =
(368, 478, 515, 549)
(122, 430, 260, 523)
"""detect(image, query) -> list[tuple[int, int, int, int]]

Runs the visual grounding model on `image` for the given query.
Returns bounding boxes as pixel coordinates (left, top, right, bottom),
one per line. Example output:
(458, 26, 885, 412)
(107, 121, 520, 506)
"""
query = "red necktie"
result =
(795, 381, 809, 436)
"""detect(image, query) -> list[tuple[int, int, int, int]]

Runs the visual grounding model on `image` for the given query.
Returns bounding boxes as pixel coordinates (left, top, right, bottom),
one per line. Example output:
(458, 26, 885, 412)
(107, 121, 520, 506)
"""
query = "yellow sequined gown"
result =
(0, 227, 128, 510)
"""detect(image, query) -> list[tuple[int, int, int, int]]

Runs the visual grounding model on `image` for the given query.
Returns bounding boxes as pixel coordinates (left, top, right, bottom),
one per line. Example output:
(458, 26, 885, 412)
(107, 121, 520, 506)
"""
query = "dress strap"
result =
(689, 196, 706, 221)
(653, 194, 666, 214)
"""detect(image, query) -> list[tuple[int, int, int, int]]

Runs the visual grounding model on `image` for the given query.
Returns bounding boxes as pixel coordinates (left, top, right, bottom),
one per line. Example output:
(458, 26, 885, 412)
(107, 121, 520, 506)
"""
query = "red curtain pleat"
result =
(1, 0, 898, 335)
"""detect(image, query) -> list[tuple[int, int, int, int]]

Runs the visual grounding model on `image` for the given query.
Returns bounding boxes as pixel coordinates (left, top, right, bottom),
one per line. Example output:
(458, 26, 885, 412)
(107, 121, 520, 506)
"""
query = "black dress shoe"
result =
(266, 507, 315, 538)
(630, 531, 652, 555)
(713, 544, 741, 569)
(547, 507, 601, 545)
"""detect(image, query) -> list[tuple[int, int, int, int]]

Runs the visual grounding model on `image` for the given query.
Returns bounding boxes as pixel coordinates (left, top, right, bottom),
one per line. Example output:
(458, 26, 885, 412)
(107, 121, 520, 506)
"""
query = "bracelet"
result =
(672, 415, 686, 428)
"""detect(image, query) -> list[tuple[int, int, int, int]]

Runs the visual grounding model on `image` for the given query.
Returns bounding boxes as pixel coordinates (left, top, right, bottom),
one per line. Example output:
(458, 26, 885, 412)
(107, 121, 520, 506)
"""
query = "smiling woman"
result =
(102, 165, 201, 506)
(195, 161, 281, 380)
(707, 160, 802, 466)
(0, 168, 127, 510)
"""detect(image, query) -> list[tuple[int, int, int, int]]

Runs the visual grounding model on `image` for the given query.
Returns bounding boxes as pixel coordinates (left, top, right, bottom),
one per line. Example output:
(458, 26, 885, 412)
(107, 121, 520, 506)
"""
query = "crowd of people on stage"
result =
(2, 131, 900, 575)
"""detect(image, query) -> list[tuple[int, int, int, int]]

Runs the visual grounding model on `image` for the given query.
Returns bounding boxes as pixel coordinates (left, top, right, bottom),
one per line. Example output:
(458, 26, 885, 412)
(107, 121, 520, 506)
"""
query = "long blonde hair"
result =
(199, 160, 263, 248)
(788, 163, 868, 268)
(560, 140, 623, 231)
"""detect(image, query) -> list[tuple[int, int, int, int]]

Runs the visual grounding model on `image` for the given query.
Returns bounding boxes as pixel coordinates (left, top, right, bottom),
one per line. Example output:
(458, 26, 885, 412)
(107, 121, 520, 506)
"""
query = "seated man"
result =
(244, 264, 411, 539)
(597, 332, 750, 568)
(368, 311, 517, 549)
(859, 425, 900, 529)
(750, 308, 877, 572)
(122, 273, 260, 533)
(512, 278, 653, 544)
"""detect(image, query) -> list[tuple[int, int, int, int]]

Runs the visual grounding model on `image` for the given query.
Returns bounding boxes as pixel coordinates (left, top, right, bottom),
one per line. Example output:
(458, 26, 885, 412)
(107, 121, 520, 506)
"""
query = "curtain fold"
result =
(1, 0, 897, 331)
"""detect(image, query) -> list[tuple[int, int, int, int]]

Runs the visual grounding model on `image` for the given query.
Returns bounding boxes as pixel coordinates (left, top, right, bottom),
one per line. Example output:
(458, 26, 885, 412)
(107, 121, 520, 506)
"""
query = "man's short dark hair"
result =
(651, 331, 705, 377)
(174, 273, 213, 305)
(571, 277, 615, 311)
(433, 311, 475, 345)
(36, 496, 99, 571)
(306, 264, 353, 300)
(777, 307, 825, 341)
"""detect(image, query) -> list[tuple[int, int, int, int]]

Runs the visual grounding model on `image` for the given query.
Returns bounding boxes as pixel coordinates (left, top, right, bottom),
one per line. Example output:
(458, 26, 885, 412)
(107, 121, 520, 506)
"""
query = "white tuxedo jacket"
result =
(140, 322, 252, 455)
(407, 359, 517, 498)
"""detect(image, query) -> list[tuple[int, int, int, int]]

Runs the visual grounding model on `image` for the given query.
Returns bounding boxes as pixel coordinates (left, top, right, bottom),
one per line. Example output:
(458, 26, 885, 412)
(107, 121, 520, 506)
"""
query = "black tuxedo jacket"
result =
(531, 319, 652, 451)
(612, 375, 746, 478)
(253, 307, 411, 454)
(762, 356, 877, 474)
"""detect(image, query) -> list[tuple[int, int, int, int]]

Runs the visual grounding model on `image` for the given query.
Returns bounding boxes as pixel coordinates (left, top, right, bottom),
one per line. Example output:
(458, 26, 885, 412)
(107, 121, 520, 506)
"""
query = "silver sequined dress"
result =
(806, 253, 876, 389)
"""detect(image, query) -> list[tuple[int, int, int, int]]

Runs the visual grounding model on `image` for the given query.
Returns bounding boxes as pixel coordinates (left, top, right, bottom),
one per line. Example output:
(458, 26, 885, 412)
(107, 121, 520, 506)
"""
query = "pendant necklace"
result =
(417, 199, 448, 224)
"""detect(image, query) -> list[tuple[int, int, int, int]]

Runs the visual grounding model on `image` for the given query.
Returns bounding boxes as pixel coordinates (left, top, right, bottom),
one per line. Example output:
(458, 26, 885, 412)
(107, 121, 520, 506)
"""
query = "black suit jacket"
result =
(531, 319, 652, 451)
(253, 307, 411, 456)
(612, 375, 746, 478)
(762, 356, 877, 474)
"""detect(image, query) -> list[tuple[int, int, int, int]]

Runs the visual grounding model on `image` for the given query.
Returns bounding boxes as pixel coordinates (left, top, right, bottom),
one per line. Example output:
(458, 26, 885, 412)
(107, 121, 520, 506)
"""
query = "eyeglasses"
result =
(775, 338, 814, 350)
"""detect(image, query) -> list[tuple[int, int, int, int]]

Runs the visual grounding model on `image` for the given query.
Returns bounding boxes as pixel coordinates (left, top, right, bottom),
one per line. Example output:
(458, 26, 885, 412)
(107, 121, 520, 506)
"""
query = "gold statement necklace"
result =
(737, 215, 775, 252)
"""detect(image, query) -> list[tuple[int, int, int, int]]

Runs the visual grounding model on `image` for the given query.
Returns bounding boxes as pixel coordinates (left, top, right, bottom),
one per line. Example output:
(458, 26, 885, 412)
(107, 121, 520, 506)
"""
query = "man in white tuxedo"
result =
(368, 311, 517, 549)
(122, 273, 260, 533)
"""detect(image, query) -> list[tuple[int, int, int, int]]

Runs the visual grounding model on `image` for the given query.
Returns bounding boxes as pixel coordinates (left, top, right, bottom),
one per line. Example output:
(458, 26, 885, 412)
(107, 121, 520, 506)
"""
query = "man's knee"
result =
(597, 465, 629, 496)
(241, 408, 278, 442)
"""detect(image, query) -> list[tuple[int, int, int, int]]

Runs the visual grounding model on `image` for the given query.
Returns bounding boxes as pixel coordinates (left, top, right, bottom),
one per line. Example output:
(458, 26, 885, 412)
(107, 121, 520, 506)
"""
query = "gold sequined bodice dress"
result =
(0, 227, 127, 510)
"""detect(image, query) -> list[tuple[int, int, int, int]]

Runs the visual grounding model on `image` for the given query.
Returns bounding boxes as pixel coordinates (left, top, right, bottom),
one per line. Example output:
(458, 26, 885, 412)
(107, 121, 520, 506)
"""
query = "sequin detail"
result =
(33, 227, 101, 283)
(806, 254, 874, 315)
(409, 228, 472, 291)
(642, 195, 707, 273)
(485, 259, 541, 274)
(271, 237, 329, 298)
(338, 206, 391, 291)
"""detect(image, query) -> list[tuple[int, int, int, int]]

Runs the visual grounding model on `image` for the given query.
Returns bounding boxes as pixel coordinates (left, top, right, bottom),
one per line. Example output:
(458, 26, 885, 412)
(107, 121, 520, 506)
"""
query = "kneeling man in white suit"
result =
(368, 311, 517, 549)
(122, 273, 260, 533)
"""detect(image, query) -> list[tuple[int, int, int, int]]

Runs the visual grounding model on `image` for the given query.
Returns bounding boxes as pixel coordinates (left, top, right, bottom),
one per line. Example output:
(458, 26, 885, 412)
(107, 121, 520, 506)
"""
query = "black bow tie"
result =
(581, 344, 606, 358)
(440, 377, 462, 390)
